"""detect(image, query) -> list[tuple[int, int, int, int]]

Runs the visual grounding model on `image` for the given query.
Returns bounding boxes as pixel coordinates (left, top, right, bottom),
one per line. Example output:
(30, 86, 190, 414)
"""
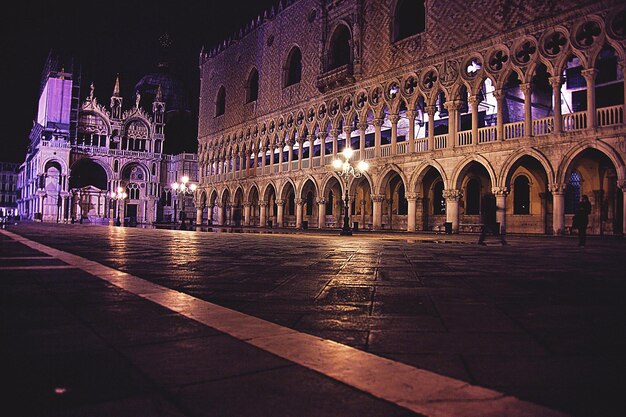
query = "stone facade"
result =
(18, 57, 197, 225)
(197, 0, 626, 235)
(0, 162, 19, 218)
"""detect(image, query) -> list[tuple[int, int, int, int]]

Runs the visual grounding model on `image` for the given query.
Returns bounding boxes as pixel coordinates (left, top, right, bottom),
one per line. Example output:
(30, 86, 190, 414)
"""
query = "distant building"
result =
(196, 0, 625, 235)
(17, 52, 197, 225)
(0, 162, 19, 218)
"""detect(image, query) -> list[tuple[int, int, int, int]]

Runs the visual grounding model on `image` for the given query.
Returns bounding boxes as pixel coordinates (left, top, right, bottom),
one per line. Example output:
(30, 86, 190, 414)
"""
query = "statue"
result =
(135, 91, 141, 109)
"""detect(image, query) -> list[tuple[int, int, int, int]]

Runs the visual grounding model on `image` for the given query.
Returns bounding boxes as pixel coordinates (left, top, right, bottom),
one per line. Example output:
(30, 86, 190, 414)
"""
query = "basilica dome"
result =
(134, 62, 190, 115)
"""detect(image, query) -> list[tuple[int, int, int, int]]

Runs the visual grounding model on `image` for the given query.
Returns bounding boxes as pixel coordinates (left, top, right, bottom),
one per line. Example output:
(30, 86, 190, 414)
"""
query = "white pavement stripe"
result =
(0, 265, 76, 270)
(0, 229, 569, 417)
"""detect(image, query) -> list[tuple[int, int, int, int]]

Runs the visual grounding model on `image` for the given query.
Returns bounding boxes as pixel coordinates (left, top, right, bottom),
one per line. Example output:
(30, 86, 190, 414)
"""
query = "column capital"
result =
(242, 201, 251, 207)
(467, 95, 480, 105)
(316, 198, 326, 205)
(491, 186, 509, 197)
(520, 83, 532, 94)
(549, 183, 567, 195)
(371, 194, 386, 203)
(424, 105, 437, 115)
(372, 118, 384, 128)
(342, 126, 352, 135)
(581, 68, 599, 82)
(405, 192, 420, 201)
(492, 89, 505, 101)
(275, 199, 285, 206)
(259, 200, 268, 207)
(388, 114, 400, 124)
(357, 122, 369, 131)
(617, 180, 626, 191)
(330, 129, 341, 137)
(443, 100, 461, 111)
(443, 189, 463, 201)
(548, 75, 563, 89)
(405, 110, 417, 119)
(295, 198, 305, 206)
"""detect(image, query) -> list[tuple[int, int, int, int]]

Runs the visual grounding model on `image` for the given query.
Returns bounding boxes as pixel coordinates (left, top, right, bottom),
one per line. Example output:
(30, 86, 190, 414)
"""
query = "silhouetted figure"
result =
(573, 195, 592, 247)
(478, 193, 507, 245)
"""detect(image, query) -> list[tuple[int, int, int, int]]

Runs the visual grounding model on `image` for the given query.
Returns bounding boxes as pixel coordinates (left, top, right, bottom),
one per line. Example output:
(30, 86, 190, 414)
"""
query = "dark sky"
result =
(1, 0, 277, 163)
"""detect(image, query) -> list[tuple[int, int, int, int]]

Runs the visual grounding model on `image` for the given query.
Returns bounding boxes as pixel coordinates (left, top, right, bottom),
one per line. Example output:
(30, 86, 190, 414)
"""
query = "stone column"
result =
(389, 114, 399, 155)
(493, 89, 504, 141)
(270, 144, 276, 171)
(259, 201, 267, 227)
(319, 133, 326, 165)
(287, 140, 294, 171)
(371, 194, 384, 230)
(295, 198, 304, 228)
(261, 146, 267, 172)
(406, 192, 418, 231)
(358, 123, 367, 158)
(406, 111, 416, 153)
(521, 83, 532, 137)
(373, 118, 383, 157)
(196, 207, 203, 226)
(581, 69, 598, 129)
(621, 63, 626, 123)
(360, 199, 366, 228)
(297, 139, 303, 170)
(549, 76, 562, 134)
(278, 142, 285, 173)
(243, 202, 251, 226)
(444, 101, 459, 148)
(308, 135, 314, 169)
(317, 198, 326, 228)
(425, 106, 436, 150)
(331, 129, 340, 157)
(217, 203, 224, 226)
(493, 187, 509, 235)
(550, 184, 566, 235)
(207, 204, 214, 225)
(443, 189, 462, 233)
(60, 194, 67, 223)
(620, 181, 626, 235)
(468, 95, 479, 144)
(276, 199, 284, 227)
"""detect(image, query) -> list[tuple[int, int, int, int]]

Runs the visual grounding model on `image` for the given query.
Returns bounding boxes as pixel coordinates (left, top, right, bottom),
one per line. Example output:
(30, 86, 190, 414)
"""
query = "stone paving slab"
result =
(2, 223, 626, 416)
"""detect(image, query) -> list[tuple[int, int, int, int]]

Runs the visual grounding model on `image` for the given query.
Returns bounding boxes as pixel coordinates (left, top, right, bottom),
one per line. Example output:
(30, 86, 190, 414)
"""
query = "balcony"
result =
(316, 64, 354, 93)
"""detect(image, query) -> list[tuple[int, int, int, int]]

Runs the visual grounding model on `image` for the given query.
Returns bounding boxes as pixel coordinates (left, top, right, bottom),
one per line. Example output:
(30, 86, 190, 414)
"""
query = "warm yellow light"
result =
(342, 147, 353, 160)
(121, 193, 127, 199)
(333, 159, 343, 170)
(171, 182, 179, 190)
(190, 183, 197, 192)
(181, 176, 189, 184)
(117, 186, 124, 193)
(110, 191, 116, 198)
(357, 160, 369, 172)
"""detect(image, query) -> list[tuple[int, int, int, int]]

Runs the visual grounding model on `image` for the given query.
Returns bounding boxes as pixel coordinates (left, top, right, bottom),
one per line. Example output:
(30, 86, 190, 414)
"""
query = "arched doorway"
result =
(420, 167, 446, 231)
(69, 158, 109, 224)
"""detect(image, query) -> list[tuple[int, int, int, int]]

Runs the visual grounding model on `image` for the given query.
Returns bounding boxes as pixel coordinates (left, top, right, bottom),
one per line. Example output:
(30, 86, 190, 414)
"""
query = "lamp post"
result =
(171, 175, 197, 230)
(110, 186, 127, 227)
(333, 147, 369, 236)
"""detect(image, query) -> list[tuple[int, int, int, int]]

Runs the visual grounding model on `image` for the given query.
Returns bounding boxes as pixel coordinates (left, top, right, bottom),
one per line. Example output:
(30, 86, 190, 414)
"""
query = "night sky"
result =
(1, 0, 277, 164)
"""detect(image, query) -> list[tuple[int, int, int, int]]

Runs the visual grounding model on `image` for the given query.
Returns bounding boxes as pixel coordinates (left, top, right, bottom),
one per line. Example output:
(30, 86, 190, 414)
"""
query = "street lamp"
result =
(333, 147, 369, 236)
(171, 175, 197, 230)
(110, 186, 127, 227)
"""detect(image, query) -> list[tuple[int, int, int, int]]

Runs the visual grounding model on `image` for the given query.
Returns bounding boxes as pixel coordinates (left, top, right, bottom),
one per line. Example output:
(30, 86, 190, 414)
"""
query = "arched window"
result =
(215, 86, 226, 116)
(432, 181, 445, 214)
(465, 178, 481, 215)
(246, 68, 259, 103)
(329, 25, 351, 70)
(513, 175, 531, 214)
(393, 0, 426, 42)
(285, 47, 302, 87)
(565, 171, 581, 214)
(113, 160, 119, 173)
(151, 163, 156, 177)
(126, 183, 140, 200)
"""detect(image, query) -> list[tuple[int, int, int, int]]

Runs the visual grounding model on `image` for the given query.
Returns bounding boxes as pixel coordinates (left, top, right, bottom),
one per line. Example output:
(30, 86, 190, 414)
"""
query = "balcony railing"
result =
(457, 130, 472, 146)
(562, 111, 586, 131)
(597, 105, 623, 127)
(504, 121, 524, 140)
(478, 126, 497, 143)
(415, 138, 429, 152)
(532, 117, 554, 136)
(434, 134, 447, 149)
(381, 144, 392, 157)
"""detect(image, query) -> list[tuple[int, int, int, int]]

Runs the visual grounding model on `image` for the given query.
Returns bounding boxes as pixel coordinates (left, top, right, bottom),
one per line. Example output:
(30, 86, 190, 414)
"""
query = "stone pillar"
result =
(270, 144, 276, 171)
(259, 201, 267, 227)
(358, 123, 367, 158)
(620, 181, 626, 235)
(493, 187, 509, 235)
(331, 129, 340, 157)
(549, 76, 562, 134)
(371, 194, 384, 230)
(60, 195, 67, 223)
(196, 208, 203, 226)
(493, 90, 504, 141)
(389, 114, 399, 154)
(550, 184, 566, 235)
(621, 64, 626, 123)
(295, 198, 304, 228)
(581, 69, 598, 129)
(406, 192, 418, 231)
(276, 199, 284, 227)
(287, 140, 294, 171)
(360, 199, 366, 228)
(308, 135, 314, 169)
(425, 106, 436, 150)
(521, 83, 532, 137)
(443, 189, 462, 233)
(373, 118, 383, 157)
(343, 126, 353, 153)
(207, 204, 214, 225)
(278, 142, 285, 173)
(261, 146, 267, 172)
(217, 203, 224, 226)
(319, 133, 326, 164)
(243, 202, 251, 226)
(317, 198, 326, 228)
(468, 95, 479, 144)
(444, 101, 458, 148)
(406, 111, 416, 153)
(246, 151, 252, 177)
(297, 139, 303, 170)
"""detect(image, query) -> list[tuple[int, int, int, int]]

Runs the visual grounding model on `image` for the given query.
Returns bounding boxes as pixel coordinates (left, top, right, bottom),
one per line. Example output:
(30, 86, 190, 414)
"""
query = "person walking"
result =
(573, 195, 592, 247)
(478, 192, 508, 245)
